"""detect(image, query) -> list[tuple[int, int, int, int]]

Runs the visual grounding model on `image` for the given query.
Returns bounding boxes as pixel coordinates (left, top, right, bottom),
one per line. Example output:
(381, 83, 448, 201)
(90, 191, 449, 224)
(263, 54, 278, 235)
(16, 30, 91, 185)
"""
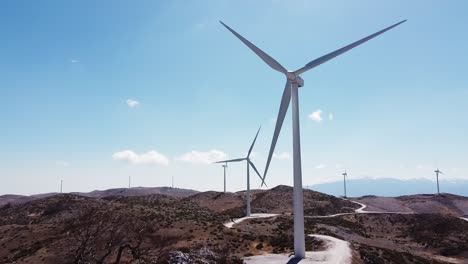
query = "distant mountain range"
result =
(0, 186, 198, 207)
(307, 178, 468, 197)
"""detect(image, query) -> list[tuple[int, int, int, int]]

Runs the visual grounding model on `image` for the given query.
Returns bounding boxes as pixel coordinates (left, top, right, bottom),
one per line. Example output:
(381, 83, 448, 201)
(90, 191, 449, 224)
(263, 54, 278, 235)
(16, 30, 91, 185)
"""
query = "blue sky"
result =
(1, 0, 467, 195)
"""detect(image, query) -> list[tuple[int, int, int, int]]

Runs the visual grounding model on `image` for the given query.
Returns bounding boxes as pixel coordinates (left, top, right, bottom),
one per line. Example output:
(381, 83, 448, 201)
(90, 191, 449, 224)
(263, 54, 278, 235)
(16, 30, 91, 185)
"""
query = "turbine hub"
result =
(287, 72, 304, 87)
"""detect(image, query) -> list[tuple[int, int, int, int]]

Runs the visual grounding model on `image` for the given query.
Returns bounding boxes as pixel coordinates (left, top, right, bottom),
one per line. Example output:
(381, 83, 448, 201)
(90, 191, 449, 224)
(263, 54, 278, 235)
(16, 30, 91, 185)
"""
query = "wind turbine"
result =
(434, 169, 443, 195)
(214, 127, 265, 216)
(219, 20, 406, 259)
(342, 171, 348, 198)
(222, 162, 228, 193)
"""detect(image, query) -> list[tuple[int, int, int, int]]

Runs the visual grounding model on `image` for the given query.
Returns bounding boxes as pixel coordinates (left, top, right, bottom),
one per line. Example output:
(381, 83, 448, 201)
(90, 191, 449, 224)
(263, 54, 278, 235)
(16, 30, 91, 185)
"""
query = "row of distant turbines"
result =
(340, 169, 445, 198)
(216, 162, 446, 199)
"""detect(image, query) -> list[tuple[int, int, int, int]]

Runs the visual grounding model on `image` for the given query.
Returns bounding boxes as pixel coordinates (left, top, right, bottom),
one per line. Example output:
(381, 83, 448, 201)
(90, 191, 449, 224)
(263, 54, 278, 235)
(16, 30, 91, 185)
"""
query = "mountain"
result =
(308, 178, 468, 197)
(354, 193, 468, 217)
(187, 185, 360, 218)
(72, 186, 198, 198)
(1, 185, 467, 263)
(0, 186, 198, 207)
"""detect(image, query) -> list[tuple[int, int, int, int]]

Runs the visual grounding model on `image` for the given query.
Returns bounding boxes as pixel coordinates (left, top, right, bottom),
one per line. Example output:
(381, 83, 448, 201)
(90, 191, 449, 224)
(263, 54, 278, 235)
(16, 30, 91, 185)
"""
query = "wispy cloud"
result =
(112, 150, 169, 166)
(70, 59, 80, 64)
(416, 164, 432, 171)
(315, 164, 327, 169)
(176, 149, 227, 164)
(309, 109, 323, 122)
(273, 152, 292, 160)
(55, 160, 70, 167)
(329, 113, 334, 121)
(126, 99, 140, 108)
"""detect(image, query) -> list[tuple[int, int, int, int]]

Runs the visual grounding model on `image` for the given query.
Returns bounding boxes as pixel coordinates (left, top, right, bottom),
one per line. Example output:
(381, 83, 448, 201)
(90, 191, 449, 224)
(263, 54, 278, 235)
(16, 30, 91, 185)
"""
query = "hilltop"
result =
(354, 193, 468, 217)
(186, 185, 360, 218)
(0, 186, 467, 263)
(0, 186, 198, 207)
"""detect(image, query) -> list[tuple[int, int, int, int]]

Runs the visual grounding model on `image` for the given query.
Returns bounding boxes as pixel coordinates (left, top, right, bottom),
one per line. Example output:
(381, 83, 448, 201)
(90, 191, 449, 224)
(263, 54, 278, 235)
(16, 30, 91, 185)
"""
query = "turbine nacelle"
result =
(287, 72, 304, 87)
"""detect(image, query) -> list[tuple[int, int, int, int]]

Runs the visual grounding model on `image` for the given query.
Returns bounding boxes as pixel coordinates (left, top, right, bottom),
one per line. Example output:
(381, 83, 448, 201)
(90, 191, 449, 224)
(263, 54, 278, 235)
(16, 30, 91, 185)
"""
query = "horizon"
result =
(2, 0, 468, 196)
(4, 177, 468, 197)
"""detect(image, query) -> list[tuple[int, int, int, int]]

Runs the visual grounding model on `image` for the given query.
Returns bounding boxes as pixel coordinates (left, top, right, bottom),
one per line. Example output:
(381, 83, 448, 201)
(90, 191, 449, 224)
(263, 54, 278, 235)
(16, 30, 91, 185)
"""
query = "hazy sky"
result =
(1, 0, 468, 195)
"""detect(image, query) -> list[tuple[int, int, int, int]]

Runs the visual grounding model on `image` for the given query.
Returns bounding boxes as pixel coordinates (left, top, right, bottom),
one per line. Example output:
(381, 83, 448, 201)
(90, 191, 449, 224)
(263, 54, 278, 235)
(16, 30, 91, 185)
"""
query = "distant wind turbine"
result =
(342, 171, 348, 198)
(214, 127, 265, 216)
(60, 180, 63, 194)
(219, 20, 406, 259)
(222, 162, 228, 193)
(434, 169, 443, 195)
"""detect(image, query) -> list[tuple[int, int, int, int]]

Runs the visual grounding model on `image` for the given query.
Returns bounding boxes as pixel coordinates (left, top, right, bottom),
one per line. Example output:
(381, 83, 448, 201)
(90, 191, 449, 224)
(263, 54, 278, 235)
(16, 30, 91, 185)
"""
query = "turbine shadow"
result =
(286, 257, 301, 264)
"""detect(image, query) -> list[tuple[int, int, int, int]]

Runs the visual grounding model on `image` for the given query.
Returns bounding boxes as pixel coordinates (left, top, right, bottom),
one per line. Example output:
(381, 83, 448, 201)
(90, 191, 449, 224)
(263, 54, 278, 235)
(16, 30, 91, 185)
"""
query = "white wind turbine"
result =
(342, 171, 348, 198)
(214, 127, 265, 216)
(434, 168, 443, 195)
(222, 162, 228, 193)
(219, 20, 406, 259)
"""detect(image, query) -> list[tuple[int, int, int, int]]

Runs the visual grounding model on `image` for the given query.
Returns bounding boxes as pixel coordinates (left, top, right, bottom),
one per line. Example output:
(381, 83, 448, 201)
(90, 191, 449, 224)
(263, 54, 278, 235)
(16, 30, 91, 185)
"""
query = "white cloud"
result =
(112, 150, 169, 166)
(194, 22, 206, 31)
(176, 149, 227, 164)
(273, 152, 292, 160)
(70, 59, 80, 63)
(416, 164, 432, 171)
(329, 113, 334, 121)
(309, 109, 323, 122)
(126, 99, 140, 108)
(55, 160, 70, 167)
(315, 164, 326, 169)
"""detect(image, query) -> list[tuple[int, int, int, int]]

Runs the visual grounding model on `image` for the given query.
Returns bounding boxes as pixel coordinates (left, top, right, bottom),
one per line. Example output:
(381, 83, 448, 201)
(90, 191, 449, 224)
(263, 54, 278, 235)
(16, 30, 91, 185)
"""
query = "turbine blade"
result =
(219, 21, 288, 75)
(249, 160, 267, 188)
(213, 158, 246, 164)
(247, 126, 261, 158)
(262, 79, 291, 186)
(294, 20, 406, 75)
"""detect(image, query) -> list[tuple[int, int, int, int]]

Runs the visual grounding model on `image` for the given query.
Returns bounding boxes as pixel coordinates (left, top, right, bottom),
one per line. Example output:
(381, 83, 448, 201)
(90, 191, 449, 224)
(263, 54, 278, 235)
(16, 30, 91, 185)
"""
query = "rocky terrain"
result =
(0, 187, 198, 207)
(354, 193, 468, 217)
(0, 186, 467, 263)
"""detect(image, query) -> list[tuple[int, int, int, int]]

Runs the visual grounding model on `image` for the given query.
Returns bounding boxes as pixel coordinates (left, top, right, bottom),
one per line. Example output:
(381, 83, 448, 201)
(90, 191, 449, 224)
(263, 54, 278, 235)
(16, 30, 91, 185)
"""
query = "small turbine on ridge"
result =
(222, 162, 228, 193)
(342, 171, 348, 198)
(434, 168, 443, 195)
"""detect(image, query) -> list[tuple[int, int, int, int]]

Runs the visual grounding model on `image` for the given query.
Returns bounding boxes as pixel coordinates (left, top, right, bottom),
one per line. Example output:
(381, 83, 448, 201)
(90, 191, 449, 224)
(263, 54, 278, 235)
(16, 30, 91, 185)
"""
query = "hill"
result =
(0, 187, 198, 207)
(355, 193, 468, 217)
(1, 186, 467, 263)
(186, 185, 360, 218)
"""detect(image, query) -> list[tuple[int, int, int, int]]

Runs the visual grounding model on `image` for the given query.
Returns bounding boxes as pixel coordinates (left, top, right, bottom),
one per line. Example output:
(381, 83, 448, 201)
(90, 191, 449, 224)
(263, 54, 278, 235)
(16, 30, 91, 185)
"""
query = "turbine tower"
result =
(222, 162, 228, 193)
(214, 127, 265, 216)
(60, 180, 63, 194)
(219, 20, 406, 259)
(434, 169, 443, 195)
(342, 171, 348, 198)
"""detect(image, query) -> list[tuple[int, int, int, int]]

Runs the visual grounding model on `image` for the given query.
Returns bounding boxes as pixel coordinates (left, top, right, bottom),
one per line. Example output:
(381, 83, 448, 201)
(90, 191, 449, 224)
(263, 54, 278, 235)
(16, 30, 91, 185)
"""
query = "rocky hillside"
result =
(0, 187, 198, 207)
(0, 194, 241, 263)
(187, 185, 360, 218)
(354, 193, 468, 217)
(1, 186, 467, 263)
